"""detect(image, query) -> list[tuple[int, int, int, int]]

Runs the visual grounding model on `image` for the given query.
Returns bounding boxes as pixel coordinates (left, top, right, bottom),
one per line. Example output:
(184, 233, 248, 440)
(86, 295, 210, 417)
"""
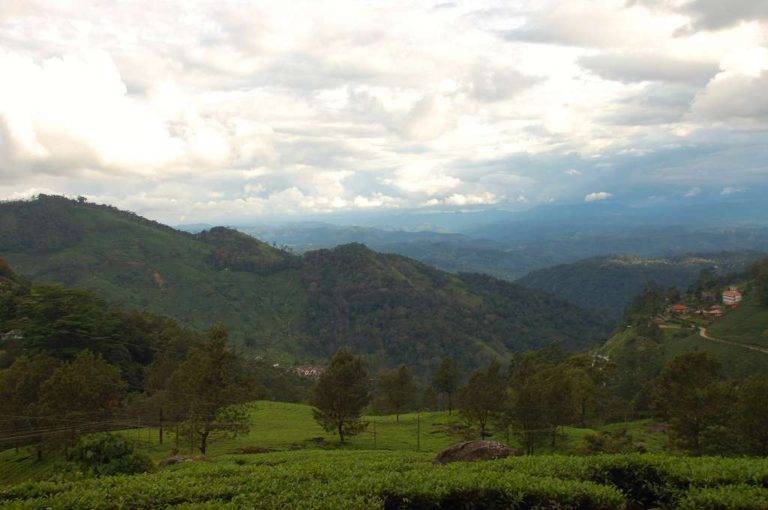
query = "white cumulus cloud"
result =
(585, 191, 613, 202)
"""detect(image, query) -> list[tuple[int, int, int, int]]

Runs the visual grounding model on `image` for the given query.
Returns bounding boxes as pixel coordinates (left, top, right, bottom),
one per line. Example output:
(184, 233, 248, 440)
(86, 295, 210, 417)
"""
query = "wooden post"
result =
(159, 409, 164, 445)
(416, 412, 421, 452)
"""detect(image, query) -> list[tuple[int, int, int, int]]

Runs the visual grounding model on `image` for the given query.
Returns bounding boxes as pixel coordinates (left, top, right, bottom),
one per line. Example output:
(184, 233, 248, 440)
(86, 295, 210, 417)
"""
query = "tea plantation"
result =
(2, 403, 768, 509)
(2, 450, 768, 509)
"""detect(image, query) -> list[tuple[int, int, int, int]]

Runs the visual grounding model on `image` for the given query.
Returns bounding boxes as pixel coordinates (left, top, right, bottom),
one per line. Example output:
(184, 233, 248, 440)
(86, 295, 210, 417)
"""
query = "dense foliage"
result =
(69, 433, 153, 477)
(518, 253, 762, 320)
(3, 450, 768, 509)
(0, 195, 610, 372)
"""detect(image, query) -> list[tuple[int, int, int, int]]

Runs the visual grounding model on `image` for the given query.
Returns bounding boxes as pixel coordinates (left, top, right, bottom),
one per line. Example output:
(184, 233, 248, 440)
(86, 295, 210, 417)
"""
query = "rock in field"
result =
(158, 455, 206, 467)
(435, 441, 513, 464)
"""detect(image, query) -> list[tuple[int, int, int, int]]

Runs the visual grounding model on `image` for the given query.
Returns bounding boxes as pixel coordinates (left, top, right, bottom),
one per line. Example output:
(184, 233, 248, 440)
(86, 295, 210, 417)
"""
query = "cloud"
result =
(721, 186, 743, 195)
(679, 0, 768, 32)
(578, 53, 719, 84)
(1, 0, 767, 222)
(629, 0, 768, 32)
(503, 0, 678, 47)
(585, 191, 613, 202)
(692, 69, 768, 121)
(684, 186, 701, 197)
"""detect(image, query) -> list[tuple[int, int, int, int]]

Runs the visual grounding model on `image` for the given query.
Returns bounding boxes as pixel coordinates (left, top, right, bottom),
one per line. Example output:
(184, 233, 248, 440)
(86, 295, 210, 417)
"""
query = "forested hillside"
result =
(0, 196, 609, 371)
(0, 258, 309, 399)
(518, 253, 763, 320)
(601, 259, 768, 415)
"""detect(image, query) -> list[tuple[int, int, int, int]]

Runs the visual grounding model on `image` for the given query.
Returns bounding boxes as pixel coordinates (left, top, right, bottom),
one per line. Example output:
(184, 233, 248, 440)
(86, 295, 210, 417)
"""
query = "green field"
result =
(708, 301, 768, 349)
(2, 404, 766, 508)
(0, 401, 671, 487)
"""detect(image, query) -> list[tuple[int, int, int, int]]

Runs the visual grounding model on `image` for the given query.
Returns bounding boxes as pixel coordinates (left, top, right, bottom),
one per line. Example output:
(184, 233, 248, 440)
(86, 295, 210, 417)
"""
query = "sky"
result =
(0, 0, 767, 223)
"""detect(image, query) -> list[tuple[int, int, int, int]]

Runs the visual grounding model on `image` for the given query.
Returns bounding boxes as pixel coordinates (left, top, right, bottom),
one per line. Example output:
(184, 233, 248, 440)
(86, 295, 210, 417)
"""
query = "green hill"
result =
(601, 266, 768, 384)
(0, 196, 609, 371)
(518, 253, 763, 321)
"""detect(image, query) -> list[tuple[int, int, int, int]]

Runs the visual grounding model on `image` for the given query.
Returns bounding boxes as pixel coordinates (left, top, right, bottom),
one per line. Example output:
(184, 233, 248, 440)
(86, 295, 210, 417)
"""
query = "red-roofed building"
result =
(723, 288, 743, 306)
(670, 303, 688, 314)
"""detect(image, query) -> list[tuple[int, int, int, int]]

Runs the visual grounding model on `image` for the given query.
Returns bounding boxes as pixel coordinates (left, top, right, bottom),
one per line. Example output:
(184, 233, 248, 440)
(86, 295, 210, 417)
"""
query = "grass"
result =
(708, 300, 768, 349)
(0, 401, 671, 487)
(120, 401, 669, 458)
(7, 403, 768, 508)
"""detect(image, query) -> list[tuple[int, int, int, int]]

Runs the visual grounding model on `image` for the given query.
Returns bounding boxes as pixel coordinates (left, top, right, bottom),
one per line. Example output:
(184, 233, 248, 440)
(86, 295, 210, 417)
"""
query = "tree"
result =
(456, 361, 506, 438)
(506, 365, 579, 453)
(40, 350, 125, 419)
(378, 365, 416, 421)
(432, 357, 460, 414)
(749, 259, 768, 306)
(0, 355, 60, 458)
(420, 385, 439, 411)
(736, 376, 768, 455)
(38, 350, 126, 451)
(167, 326, 253, 454)
(623, 284, 665, 325)
(536, 366, 580, 448)
(653, 352, 731, 455)
(311, 349, 370, 443)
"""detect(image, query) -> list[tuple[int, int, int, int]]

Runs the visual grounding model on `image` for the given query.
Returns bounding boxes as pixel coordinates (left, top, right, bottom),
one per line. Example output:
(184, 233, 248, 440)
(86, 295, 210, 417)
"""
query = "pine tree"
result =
(457, 361, 506, 438)
(311, 349, 370, 443)
(432, 357, 460, 414)
(653, 352, 731, 455)
(167, 326, 252, 454)
(378, 365, 416, 422)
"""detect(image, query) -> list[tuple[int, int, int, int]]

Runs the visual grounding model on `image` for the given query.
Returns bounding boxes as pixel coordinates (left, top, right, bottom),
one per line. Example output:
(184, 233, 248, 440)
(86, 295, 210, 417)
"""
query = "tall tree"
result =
(40, 350, 125, 419)
(0, 355, 61, 458)
(749, 259, 768, 306)
(506, 364, 579, 453)
(457, 361, 506, 438)
(378, 365, 416, 422)
(38, 350, 126, 450)
(653, 351, 731, 455)
(167, 326, 253, 454)
(420, 385, 439, 412)
(432, 357, 460, 414)
(736, 376, 768, 455)
(311, 349, 371, 443)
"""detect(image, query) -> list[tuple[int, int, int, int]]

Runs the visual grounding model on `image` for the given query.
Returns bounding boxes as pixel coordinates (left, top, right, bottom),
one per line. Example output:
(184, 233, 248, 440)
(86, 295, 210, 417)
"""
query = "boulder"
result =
(158, 455, 206, 467)
(435, 440, 513, 464)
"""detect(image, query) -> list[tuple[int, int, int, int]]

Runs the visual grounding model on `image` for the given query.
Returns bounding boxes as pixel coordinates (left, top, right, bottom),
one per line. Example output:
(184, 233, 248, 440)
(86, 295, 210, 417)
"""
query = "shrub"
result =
(69, 433, 154, 477)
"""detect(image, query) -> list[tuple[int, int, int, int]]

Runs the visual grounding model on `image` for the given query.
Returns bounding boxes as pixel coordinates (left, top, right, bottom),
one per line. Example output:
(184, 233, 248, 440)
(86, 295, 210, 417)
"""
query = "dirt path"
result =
(698, 327, 768, 355)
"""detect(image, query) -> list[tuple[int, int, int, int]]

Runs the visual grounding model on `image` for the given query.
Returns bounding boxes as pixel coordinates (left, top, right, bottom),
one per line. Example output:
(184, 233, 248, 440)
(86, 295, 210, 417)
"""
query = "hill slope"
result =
(601, 264, 768, 384)
(518, 253, 763, 321)
(0, 196, 609, 370)
(236, 222, 555, 280)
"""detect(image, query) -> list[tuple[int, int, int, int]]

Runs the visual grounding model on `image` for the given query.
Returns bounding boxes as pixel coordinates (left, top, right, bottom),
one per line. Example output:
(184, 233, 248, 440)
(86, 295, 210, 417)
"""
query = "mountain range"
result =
(0, 196, 609, 372)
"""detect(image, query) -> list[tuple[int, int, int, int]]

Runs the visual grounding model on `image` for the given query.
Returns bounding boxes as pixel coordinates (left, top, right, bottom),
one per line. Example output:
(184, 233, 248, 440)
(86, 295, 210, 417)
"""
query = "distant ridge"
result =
(518, 253, 764, 320)
(0, 196, 610, 372)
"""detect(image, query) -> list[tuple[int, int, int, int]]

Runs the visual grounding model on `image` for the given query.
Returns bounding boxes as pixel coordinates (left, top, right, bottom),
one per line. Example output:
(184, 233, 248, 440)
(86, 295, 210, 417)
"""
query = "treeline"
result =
(0, 262, 310, 458)
(309, 347, 768, 457)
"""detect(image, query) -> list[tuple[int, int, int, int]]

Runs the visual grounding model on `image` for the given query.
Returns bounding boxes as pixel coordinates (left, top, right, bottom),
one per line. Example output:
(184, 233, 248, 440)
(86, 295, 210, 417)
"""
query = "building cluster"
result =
(667, 287, 743, 319)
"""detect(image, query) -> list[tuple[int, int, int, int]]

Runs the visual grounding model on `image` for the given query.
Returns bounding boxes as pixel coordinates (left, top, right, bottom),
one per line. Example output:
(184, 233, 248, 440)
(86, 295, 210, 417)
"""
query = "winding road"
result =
(698, 327, 768, 355)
